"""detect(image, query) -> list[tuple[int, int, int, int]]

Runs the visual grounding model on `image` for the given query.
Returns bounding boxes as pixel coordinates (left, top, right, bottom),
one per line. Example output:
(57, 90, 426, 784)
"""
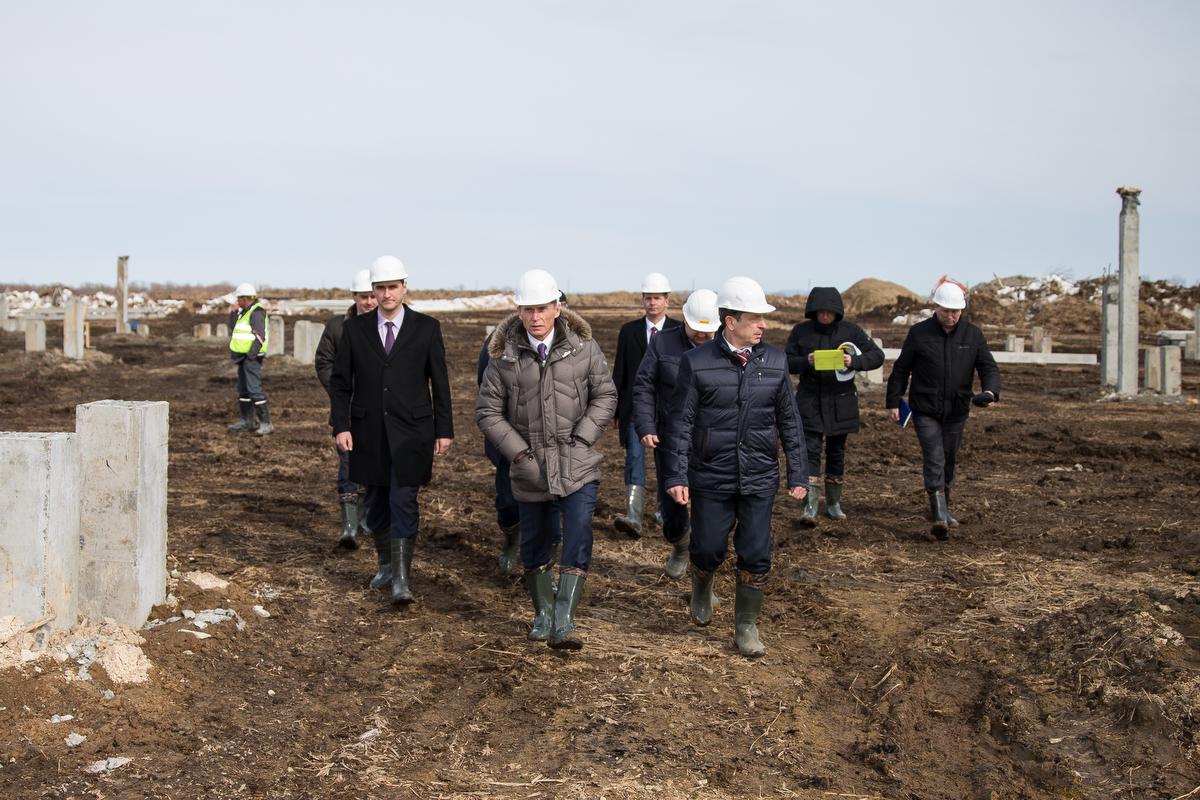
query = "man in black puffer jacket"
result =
(785, 287, 885, 526)
(886, 280, 999, 538)
(664, 277, 808, 657)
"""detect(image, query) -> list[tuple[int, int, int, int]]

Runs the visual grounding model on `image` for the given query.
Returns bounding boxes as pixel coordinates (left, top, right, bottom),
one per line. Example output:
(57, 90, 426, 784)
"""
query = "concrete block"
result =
(1005, 335, 1025, 353)
(1161, 346, 1182, 396)
(0, 432, 80, 635)
(137, 323, 150, 339)
(63, 296, 86, 359)
(1031, 326, 1044, 353)
(115, 256, 129, 334)
(3, 318, 20, 333)
(293, 320, 320, 365)
(215, 323, 229, 338)
(267, 315, 285, 356)
(193, 323, 212, 339)
(75, 401, 169, 629)
(0, 295, 8, 324)
(1186, 332, 1198, 362)
(1195, 305, 1199, 361)
(26, 320, 46, 352)
(1144, 347, 1162, 392)
(862, 338, 884, 384)
(1100, 277, 1119, 386)
(1036, 335, 1052, 354)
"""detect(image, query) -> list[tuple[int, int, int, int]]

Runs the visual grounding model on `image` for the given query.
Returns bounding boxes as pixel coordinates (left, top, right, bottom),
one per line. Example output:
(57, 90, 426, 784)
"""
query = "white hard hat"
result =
(682, 289, 720, 332)
(715, 277, 775, 315)
(513, 270, 560, 307)
(931, 281, 966, 310)
(641, 272, 671, 294)
(370, 255, 408, 283)
(234, 283, 256, 297)
(349, 269, 373, 293)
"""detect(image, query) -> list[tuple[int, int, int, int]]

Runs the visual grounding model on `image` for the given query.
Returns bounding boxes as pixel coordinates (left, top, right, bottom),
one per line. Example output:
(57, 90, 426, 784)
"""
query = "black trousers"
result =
(803, 429, 848, 478)
(690, 490, 774, 577)
(912, 414, 967, 493)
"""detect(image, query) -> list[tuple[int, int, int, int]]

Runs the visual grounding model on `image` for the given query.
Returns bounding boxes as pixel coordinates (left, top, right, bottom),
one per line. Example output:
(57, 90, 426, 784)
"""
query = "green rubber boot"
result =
(526, 566, 556, 641)
(390, 538, 415, 605)
(614, 484, 647, 538)
(929, 491, 950, 540)
(800, 477, 820, 528)
(825, 479, 847, 521)
(689, 566, 716, 626)
(338, 500, 360, 549)
(665, 529, 690, 580)
(497, 523, 521, 574)
(549, 573, 585, 650)
(369, 527, 392, 590)
(734, 583, 767, 657)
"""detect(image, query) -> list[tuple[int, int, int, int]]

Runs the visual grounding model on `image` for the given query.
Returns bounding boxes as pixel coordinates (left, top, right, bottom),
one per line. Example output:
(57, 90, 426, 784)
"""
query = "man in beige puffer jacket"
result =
(476, 270, 617, 650)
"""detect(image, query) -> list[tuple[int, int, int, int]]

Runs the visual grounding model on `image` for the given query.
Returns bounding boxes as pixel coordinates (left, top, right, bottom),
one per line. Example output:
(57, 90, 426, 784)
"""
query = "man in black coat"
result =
(315, 269, 381, 560)
(611, 272, 681, 536)
(785, 287, 885, 525)
(329, 256, 454, 606)
(664, 277, 808, 657)
(886, 280, 999, 538)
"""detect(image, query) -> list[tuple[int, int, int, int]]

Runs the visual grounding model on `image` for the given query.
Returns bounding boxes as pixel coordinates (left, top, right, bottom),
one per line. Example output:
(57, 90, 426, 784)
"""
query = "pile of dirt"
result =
(842, 278, 922, 317)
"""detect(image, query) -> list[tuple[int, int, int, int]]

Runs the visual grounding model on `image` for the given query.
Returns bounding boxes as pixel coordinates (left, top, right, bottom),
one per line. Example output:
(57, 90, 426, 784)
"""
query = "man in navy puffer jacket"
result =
(664, 277, 808, 657)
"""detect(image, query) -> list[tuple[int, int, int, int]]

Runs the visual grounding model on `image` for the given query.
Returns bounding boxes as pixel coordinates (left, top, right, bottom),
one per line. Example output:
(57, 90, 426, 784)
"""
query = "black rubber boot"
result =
(734, 583, 767, 657)
(825, 479, 847, 520)
(665, 529, 690, 580)
(254, 402, 274, 436)
(390, 538, 414, 605)
(944, 489, 959, 528)
(369, 528, 391, 590)
(800, 478, 820, 528)
(614, 484, 647, 537)
(497, 523, 521, 575)
(356, 494, 370, 538)
(689, 566, 716, 626)
(549, 573, 585, 650)
(227, 400, 255, 433)
(338, 500, 360, 549)
(929, 491, 950, 540)
(526, 565, 555, 641)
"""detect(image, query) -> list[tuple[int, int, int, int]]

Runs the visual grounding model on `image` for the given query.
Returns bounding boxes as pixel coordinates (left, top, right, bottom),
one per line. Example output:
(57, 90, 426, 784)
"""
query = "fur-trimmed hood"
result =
(488, 308, 593, 360)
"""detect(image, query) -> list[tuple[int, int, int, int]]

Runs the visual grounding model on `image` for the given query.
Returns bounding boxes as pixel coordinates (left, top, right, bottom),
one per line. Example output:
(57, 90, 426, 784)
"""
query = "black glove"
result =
(972, 391, 995, 408)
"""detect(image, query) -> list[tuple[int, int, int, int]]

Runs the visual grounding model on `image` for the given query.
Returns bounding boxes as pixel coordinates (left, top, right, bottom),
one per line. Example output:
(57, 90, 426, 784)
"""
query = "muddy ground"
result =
(2, 307, 1200, 800)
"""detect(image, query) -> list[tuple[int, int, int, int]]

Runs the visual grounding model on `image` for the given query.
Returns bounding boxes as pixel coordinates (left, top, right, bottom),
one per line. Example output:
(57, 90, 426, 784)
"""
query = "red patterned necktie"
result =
(734, 349, 749, 366)
(384, 321, 395, 355)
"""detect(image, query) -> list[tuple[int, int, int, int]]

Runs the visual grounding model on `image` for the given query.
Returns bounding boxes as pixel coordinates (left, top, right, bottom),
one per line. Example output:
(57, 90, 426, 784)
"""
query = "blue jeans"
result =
(518, 481, 598, 574)
(653, 449, 689, 543)
(487, 440, 560, 538)
(623, 424, 645, 487)
(235, 356, 265, 404)
(363, 475, 420, 541)
(690, 490, 775, 576)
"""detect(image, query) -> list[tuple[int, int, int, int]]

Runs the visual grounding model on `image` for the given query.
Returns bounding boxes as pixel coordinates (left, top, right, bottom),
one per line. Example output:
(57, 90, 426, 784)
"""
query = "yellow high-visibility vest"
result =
(230, 300, 269, 355)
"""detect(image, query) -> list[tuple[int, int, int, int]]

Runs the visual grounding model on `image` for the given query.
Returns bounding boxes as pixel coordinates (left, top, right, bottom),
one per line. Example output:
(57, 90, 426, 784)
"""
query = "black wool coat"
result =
(613, 315, 681, 445)
(329, 307, 454, 487)
(886, 316, 1000, 423)
(784, 288, 885, 436)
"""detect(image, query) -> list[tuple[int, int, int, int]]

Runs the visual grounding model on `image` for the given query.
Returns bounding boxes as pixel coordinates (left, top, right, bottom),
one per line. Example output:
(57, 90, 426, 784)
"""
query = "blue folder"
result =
(897, 398, 913, 429)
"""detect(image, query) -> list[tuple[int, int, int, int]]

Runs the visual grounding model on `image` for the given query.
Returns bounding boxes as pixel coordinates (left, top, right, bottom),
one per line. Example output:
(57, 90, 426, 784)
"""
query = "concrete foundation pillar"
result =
(1186, 332, 1198, 362)
(215, 323, 229, 338)
(293, 320, 320, 364)
(63, 297, 86, 359)
(1100, 277, 1119, 385)
(1161, 346, 1182, 396)
(115, 256, 129, 334)
(1194, 305, 1199, 361)
(26, 320, 46, 352)
(1005, 335, 1025, 353)
(1037, 334, 1053, 354)
(0, 296, 8, 327)
(863, 338, 884, 384)
(1117, 188, 1141, 395)
(267, 316, 285, 356)
(75, 401, 169, 629)
(137, 323, 150, 339)
(0, 432, 80, 635)
(193, 323, 211, 338)
(1031, 326, 1044, 353)
(1144, 346, 1161, 392)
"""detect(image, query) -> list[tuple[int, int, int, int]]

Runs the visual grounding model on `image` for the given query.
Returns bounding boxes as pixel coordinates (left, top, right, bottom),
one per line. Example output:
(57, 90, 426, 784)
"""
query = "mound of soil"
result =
(841, 279, 922, 317)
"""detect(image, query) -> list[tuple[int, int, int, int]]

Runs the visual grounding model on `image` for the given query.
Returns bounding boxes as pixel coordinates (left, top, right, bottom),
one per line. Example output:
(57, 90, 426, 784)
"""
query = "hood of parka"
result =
(488, 308, 593, 360)
(804, 287, 845, 323)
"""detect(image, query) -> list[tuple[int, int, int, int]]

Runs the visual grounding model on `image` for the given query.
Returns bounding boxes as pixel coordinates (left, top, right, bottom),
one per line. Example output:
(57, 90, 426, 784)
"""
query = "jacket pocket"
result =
(510, 453, 543, 491)
(833, 392, 859, 422)
(350, 405, 367, 419)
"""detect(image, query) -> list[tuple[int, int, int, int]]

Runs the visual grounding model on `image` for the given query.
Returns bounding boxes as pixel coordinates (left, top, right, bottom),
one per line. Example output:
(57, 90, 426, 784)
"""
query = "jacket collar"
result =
(489, 308, 593, 362)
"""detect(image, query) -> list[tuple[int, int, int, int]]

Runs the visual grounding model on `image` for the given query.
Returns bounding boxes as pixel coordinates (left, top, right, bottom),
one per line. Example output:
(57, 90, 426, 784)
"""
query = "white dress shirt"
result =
(378, 307, 405, 347)
(645, 316, 665, 343)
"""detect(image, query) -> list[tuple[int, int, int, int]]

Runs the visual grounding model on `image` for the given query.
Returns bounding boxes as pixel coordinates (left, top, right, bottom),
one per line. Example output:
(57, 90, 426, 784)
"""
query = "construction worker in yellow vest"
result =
(227, 283, 273, 435)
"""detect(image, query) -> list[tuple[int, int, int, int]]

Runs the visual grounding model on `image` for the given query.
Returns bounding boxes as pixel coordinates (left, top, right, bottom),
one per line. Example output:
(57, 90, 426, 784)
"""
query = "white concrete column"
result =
(1031, 326, 1044, 353)
(1144, 346, 1161, 392)
(75, 401, 169, 629)
(0, 295, 8, 326)
(863, 338, 884, 384)
(293, 320, 320, 364)
(1161, 346, 1182, 397)
(215, 323, 229, 338)
(1117, 187, 1142, 395)
(1186, 332, 1198, 362)
(0, 432, 80, 635)
(137, 323, 150, 339)
(1194, 305, 1199, 361)
(267, 315, 285, 356)
(1037, 334, 1053, 354)
(115, 256, 129, 334)
(63, 296, 86, 359)
(1100, 276, 1119, 385)
(193, 323, 212, 338)
(26, 320, 46, 352)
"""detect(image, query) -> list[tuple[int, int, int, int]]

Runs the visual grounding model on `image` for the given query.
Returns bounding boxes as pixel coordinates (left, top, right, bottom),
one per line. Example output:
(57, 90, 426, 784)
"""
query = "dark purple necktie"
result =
(650, 326, 657, 341)
(537, 343, 547, 362)
(384, 321, 395, 355)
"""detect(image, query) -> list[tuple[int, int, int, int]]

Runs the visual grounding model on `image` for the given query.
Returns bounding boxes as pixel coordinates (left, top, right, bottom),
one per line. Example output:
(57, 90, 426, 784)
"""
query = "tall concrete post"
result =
(1161, 346, 1182, 397)
(1144, 347, 1162, 392)
(267, 315, 285, 356)
(26, 319, 46, 352)
(1116, 187, 1141, 395)
(0, 295, 8, 328)
(116, 256, 129, 334)
(0, 432, 80, 635)
(1194, 305, 1199, 362)
(75, 401, 169, 629)
(1031, 326, 1044, 353)
(1100, 276, 1119, 385)
(63, 296, 86, 359)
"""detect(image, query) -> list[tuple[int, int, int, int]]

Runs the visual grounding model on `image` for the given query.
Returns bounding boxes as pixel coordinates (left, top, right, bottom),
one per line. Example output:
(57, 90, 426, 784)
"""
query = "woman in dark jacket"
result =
(785, 287, 885, 525)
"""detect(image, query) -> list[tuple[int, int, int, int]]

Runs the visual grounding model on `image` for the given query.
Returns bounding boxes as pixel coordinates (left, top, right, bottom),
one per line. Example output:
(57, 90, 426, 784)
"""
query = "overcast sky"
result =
(1, 1, 1197, 296)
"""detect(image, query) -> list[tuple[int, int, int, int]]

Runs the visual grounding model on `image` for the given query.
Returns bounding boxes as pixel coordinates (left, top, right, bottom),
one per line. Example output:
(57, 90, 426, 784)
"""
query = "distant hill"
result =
(841, 279, 922, 316)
